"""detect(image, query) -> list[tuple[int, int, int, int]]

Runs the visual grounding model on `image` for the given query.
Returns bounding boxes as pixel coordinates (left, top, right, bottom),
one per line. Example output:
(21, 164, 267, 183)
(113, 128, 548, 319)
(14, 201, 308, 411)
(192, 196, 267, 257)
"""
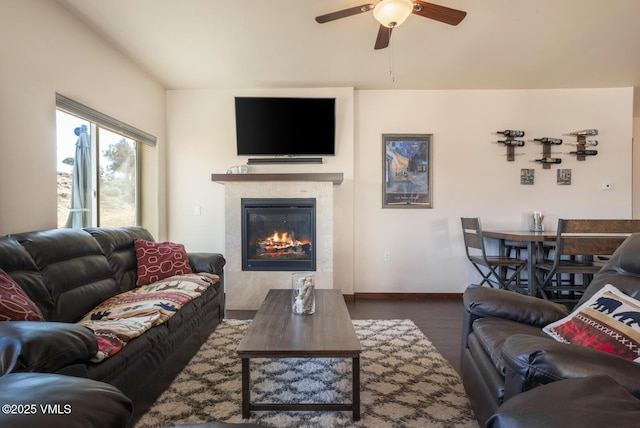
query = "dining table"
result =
(481, 229, 557, 296)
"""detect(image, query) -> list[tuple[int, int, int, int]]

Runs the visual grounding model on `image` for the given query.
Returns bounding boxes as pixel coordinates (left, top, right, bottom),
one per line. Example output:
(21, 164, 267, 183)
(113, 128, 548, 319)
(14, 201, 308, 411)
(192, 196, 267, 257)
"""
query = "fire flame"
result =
(262, 231, 310, 248)
(255, 230, 311, 259)
(272, 231, 289, 243)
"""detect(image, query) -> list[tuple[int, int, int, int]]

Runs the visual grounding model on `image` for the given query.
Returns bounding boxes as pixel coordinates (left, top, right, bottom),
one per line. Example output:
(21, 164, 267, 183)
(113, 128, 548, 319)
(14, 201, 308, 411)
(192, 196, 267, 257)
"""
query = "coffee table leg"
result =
(241, 358, 250, 419)
(352, 356, 360, 421)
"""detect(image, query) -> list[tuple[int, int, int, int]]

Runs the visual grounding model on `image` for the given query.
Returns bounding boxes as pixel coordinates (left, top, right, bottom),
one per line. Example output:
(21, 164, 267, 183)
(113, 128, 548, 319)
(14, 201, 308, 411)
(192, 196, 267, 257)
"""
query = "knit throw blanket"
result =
(78, 273, 219, 362)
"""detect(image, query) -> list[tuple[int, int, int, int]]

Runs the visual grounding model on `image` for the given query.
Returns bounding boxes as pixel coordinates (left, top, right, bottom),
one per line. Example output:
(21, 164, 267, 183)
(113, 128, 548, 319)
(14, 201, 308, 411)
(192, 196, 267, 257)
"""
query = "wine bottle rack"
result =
(534, 137, 563, 169)
(569, 135, 598, 161)
(567, 129, 599, 161)
(576, 137, 587, 161)
(496, 130, 525, 161)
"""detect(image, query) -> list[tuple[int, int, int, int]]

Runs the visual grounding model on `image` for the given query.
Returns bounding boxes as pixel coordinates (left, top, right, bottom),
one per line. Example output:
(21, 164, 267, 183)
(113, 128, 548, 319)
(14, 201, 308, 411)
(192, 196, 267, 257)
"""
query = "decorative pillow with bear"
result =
(0, 268, 44, 321)
(543, 284, 640, 362)
(135, 239, 193, 286)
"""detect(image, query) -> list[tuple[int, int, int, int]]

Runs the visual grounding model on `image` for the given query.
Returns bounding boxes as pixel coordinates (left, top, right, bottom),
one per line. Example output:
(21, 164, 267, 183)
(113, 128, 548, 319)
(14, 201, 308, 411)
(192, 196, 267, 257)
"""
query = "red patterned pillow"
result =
(135, 239, 193, 286)
(0, 268, 44, 321)
(543, 284, 640, 362)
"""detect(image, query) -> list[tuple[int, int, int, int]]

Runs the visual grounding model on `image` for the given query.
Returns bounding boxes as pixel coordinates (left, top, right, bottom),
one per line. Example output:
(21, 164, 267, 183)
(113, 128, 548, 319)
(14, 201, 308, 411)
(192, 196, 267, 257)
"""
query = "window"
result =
(55, 94, 155, 228)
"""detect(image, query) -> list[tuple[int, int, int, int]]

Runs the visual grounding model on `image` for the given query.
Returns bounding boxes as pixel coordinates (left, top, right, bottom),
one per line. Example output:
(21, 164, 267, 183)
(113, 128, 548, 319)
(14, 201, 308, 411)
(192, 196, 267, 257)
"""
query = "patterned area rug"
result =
(136, 319, 478, 427)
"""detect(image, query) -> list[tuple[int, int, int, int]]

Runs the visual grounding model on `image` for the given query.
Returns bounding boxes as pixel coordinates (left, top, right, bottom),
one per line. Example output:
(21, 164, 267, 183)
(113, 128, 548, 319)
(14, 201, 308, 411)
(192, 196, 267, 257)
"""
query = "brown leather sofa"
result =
(0, 226, 225, 425)
(461, 232, 640, 426)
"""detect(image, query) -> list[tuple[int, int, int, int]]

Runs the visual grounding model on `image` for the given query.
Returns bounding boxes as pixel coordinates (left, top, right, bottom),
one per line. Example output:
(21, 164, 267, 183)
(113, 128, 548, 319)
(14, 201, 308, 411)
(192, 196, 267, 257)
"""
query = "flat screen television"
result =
(235, 97, 336, 156)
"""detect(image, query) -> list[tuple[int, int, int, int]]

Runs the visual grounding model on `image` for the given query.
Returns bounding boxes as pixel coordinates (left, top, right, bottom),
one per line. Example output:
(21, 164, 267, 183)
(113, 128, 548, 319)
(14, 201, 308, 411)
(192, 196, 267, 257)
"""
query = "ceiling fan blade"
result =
(374, 25, 392, 50)
(412, 1, 467, 26)
(315, 4, 375, 23)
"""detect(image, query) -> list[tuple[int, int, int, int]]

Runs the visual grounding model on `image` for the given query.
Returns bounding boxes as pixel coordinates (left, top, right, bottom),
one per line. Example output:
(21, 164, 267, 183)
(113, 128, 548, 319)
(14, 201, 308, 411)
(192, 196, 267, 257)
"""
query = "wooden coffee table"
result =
(237, 289, 362, 420)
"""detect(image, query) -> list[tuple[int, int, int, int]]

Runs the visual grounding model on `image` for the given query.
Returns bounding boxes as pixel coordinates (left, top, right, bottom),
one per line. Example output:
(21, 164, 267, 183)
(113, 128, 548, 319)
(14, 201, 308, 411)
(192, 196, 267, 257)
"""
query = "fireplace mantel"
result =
(211, 172, 343, 185)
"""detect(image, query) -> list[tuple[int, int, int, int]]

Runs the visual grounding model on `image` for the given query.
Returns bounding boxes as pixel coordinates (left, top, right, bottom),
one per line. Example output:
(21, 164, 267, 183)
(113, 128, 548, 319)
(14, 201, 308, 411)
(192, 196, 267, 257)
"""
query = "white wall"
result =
(167, 86, 633, 295)
(0, 0, 166, 236)
(1, 3, 635, 296)
(355, 88, 634, 293)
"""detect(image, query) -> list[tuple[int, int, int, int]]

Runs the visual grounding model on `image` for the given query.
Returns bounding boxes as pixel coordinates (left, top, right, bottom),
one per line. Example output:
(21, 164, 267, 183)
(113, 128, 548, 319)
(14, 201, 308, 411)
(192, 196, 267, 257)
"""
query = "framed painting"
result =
(521, 169, 534, 185)
(557, 169, 572, 185)
(382, 134, 432, 208)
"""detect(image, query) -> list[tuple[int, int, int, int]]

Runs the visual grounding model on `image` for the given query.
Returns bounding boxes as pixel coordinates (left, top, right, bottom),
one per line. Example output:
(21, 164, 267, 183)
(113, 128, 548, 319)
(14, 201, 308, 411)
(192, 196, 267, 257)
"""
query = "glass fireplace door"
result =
(241, 198, 316, 271)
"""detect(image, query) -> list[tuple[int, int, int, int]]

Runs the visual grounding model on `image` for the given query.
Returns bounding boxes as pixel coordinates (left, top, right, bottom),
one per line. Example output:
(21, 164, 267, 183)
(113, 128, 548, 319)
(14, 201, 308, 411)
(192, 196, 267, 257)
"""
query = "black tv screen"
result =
(235, 97, 336, 156)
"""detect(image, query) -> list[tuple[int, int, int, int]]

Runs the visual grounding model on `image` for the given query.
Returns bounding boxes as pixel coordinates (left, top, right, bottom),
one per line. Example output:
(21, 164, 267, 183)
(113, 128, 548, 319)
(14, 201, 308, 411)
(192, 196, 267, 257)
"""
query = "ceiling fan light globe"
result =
(373, 0, 414, 28)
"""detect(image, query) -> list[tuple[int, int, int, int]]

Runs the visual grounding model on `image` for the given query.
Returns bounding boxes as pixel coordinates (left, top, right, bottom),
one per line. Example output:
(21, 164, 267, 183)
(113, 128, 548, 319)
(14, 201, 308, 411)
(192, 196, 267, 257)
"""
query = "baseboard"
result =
(348, 293, 463, 301)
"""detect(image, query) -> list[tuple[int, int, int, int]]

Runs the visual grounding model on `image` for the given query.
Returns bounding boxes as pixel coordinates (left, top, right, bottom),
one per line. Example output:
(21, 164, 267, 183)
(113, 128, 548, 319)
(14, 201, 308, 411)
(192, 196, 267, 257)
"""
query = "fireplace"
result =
(241, 198, 316, 271)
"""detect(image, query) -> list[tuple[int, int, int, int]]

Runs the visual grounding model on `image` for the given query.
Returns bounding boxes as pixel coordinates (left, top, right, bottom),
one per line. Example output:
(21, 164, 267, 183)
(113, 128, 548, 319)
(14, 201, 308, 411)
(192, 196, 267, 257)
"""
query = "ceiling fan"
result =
(315, 0, 467, 50)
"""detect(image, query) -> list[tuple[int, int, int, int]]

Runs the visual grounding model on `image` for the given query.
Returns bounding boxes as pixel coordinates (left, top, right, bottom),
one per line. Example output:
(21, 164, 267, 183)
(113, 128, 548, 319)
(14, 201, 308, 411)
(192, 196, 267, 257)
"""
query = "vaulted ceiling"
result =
(57, 0, 640, 114)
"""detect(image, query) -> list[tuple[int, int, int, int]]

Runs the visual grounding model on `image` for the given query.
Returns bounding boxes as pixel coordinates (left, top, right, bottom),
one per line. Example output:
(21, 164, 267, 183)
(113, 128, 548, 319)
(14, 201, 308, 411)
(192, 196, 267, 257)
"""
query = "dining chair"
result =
(461, 217, 527, 290)
(535, 219, 640, 308)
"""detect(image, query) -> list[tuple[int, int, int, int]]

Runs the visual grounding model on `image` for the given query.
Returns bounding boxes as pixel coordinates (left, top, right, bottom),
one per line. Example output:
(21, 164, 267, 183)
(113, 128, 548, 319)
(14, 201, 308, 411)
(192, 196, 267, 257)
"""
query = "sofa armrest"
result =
(488, 375, 640, 428)
(0, 373, 132, 428)
(0, 322, 97, 375)
(463, 285, 569, 327)
(188, 252, 225, 275)
(501, 334, 640, 398)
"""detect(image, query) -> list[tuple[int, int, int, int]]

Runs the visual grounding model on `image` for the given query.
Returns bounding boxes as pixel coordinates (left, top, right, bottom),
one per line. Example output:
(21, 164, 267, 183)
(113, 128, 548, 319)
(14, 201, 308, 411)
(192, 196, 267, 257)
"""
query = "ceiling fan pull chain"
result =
(388, 28, 395, 82)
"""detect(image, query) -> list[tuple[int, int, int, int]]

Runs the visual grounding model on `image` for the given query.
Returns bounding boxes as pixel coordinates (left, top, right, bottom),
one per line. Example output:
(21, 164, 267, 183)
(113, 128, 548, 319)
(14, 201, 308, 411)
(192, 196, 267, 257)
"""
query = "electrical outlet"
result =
(384, 252, 391, 262)
(194, 205, 202, 215)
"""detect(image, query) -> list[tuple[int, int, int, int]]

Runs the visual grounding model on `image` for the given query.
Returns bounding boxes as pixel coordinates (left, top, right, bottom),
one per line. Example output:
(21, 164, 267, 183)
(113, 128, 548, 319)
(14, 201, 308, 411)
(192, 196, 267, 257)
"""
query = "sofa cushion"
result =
(0, 268, 43, 321)
(85, 227, 155, 292)
(9, 229, 120, 323)
(464, 285, 568, 327)
(543, 284, 640, 362)
(0, 321, 97, 375)
(86, 324, 168, 383)
(165, 282, 220, 331)
(135, 239, 193, 286)
(473, 318, 546, 375)
(0, 237, 54, 320)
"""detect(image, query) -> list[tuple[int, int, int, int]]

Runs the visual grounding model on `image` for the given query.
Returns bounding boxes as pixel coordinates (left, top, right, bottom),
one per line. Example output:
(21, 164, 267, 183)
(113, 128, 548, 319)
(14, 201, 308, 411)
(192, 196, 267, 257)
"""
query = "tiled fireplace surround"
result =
(216, 174, 339, 310)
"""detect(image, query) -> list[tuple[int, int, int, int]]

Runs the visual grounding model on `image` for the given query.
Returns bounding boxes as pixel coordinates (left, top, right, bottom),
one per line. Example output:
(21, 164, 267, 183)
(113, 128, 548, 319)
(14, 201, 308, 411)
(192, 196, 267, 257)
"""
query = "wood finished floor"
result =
(226, 298, 464, 374)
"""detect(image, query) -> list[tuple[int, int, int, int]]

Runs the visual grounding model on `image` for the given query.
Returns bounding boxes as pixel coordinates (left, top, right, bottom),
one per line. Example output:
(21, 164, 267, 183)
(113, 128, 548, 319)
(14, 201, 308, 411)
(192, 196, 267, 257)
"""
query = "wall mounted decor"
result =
(566, 129, 599, 161)
(495, 130, 525, 161)
(521, 169, 534, 185)
(497, 138, 525, 161)
(382, 134, 432, 208)
(569, 139, 599, 147)
(497, 130, 525, 138)
(557, 169, 572, 185)
(567, 129, 598, 137)
(533, 137, 563, 169)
